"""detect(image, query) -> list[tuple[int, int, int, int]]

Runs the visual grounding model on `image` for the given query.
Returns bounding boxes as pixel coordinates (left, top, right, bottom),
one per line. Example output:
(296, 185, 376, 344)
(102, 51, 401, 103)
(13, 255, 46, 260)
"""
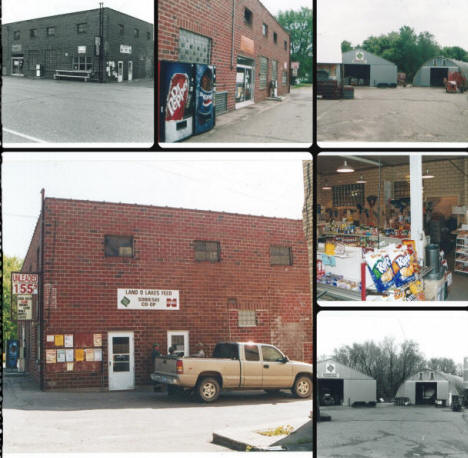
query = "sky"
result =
(261, 0, 312, 16)
(2, 152, 309, 259)
(2, 0, 154, 24)
(318, 311, 468, 365)
(318, 0, 468, 62)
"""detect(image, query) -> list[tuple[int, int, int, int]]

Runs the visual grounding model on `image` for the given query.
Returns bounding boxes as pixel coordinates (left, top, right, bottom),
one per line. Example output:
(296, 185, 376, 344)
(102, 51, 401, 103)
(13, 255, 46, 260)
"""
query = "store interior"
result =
(317, 154, 468, 301)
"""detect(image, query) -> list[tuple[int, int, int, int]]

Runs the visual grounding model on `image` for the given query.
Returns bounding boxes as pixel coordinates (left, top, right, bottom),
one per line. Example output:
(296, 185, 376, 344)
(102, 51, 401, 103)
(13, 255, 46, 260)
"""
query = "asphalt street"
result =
(3, 374, 312, 454)
(318, 404, 468, 457)
(2, 77, 154, 144)
(317, 86, 468, 144)
(185, 86, 312, 144)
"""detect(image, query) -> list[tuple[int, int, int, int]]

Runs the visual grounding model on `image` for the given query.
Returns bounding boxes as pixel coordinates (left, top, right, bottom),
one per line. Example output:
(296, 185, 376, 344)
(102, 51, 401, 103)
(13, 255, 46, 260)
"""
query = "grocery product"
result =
(365, 248, 395, 292)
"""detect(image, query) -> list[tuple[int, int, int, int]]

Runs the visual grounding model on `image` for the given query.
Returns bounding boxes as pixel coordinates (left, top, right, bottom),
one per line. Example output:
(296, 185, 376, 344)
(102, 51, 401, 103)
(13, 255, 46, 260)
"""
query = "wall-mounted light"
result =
(422, 169, 434, 179)
(356, 175, 367, 183)
(336, 160, 354, 173)
(322, 180, 332, 190)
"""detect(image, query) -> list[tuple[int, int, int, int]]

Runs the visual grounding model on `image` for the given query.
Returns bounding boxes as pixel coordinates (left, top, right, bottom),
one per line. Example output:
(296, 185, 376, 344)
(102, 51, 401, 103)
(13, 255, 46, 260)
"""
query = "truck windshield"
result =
(212, 343, 239, 359)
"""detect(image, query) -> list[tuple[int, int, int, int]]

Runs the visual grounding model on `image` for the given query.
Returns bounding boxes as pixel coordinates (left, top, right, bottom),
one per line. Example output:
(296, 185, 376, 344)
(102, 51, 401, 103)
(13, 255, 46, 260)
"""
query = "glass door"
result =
(235, 63, 254, 108)
(12, 57, 24, 75)
(108, 331, 134, 390)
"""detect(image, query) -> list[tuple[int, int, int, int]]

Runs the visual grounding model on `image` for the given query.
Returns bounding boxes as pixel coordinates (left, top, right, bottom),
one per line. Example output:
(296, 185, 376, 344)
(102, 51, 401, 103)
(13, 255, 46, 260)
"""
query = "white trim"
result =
(108, 331, 134, 391)
(167, 330, 189, 356)
(3, 128, 47, 143)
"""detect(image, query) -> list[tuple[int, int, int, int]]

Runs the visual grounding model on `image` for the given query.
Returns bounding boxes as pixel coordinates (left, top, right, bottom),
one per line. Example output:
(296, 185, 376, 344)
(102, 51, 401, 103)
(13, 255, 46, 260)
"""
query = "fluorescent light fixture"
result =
(322, 181, 332, 190)
(422, 169, 434, 179)
(356, 175, 367, 183)
(337, 160, 354, 173)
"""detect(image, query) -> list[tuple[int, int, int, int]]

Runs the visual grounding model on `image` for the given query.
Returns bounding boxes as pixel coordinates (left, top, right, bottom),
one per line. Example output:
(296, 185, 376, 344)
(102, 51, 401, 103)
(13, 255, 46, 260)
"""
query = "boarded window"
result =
(238, 310, 257, 327)
(179, 29, 211, 64)
(332, 183, 365, 207)
(104, 235, 134, 257)
(194, 240, 220, 262)
(47, 27, 55, 36)
(393, 181, 410, 199)
(273, 32, 278, 44)
(272, 60, 278, 82)
(259, 56, 268, 89)
(244, 8, 253, 26)
(77, 23, 87, 34)
(270, 246, 292, 266)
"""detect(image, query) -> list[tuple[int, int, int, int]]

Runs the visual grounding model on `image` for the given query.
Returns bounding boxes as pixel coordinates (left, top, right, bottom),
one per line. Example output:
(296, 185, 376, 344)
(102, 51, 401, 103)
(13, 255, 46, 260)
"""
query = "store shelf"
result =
(455, 234, 468, 276)
(317, 250, 351, 259)
(317, 283, 361, 301)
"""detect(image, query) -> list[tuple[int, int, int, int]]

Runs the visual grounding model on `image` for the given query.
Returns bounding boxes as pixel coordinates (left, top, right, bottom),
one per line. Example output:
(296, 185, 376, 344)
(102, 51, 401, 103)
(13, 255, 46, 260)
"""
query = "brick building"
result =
(19, 197, 312, 390)
(158, 0, 291, 115)
(2, 7, 154, 81)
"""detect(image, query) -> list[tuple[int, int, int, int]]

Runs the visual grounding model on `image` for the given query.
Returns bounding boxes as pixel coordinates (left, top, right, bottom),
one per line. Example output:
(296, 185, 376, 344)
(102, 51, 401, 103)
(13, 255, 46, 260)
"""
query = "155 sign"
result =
(12, 273, 39, 295)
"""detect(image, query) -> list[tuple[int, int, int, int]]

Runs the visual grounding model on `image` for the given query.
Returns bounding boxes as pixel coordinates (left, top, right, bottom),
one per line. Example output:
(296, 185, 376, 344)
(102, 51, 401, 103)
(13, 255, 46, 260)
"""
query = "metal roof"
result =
(317, 359, 375, 380)
(401, 370, 464, 394)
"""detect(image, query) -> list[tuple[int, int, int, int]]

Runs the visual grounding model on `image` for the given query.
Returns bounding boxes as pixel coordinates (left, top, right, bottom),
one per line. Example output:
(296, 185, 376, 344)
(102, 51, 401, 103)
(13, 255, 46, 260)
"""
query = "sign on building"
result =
(12, 44, 22, 52)
(120, 45, 132, 54)
(323, 362, 338, 377)
(17, 295, 33, 320)
(12, 273, 38, 295)
(354, 50, 367, 63)
(117, 289, 179, 310)
(78, 46, 87, 54)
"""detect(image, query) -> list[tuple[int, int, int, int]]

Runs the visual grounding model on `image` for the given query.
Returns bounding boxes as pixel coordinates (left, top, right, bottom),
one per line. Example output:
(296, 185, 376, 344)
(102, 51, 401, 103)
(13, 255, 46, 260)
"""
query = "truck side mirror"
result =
(281, 356, 289, 363)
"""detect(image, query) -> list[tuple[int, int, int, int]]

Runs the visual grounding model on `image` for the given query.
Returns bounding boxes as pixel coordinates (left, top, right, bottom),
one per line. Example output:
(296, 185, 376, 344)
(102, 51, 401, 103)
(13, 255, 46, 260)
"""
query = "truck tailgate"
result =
(154, 356, 178, 375)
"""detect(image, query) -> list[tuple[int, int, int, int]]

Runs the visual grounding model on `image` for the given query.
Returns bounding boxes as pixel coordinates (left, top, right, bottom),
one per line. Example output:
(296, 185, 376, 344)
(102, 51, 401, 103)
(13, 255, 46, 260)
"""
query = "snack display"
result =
(364, 248, 395, 292)
(391, 245, 416, 287)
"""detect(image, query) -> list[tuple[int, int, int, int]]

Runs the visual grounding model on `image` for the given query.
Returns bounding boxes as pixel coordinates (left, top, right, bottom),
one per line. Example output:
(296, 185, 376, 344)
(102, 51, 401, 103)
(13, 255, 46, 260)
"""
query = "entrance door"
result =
(108, 331, 134, 390)
(430, 67, 448, 87)
(12, 57, 24, 75)
(235, 64, 254, 109)
(128, 61, 133, 81)
(415, 382, 437, 404)
(167, 330, 189, 356)
(117, 61, 124, 82)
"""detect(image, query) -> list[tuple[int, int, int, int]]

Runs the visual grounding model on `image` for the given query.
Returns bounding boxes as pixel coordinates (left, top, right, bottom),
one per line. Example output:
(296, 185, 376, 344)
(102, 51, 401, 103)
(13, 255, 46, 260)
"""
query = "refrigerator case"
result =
(194, 64, 216, 135)
(159, 61, 195, 143)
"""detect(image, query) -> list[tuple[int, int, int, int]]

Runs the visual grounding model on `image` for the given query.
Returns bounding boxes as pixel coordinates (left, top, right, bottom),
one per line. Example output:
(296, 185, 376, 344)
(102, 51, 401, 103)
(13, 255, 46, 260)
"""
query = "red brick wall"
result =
(27, 198, 311, 389)
(158, 0, 290, 112)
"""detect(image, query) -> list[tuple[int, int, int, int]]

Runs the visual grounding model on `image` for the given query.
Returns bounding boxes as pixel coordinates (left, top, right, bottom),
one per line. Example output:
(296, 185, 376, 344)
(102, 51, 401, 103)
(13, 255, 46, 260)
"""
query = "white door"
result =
(128, 61, 133, 81)
(117, 61, 124, 82)
(167, 331, 189, 356)
(108, 331, 134, 390)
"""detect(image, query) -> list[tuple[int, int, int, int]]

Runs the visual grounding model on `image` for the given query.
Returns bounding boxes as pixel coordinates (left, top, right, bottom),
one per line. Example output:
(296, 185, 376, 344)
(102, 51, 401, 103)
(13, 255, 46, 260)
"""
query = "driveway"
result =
(185, 86, 312, 144)
(3, 374, 311, 453)
(317, 86, 468, 144)
(318, 404, 468, 457)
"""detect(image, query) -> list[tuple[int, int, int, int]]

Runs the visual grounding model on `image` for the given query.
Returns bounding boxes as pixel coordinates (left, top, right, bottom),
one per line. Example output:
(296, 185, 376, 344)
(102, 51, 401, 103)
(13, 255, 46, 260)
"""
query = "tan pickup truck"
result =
(151, 342, 312, 402)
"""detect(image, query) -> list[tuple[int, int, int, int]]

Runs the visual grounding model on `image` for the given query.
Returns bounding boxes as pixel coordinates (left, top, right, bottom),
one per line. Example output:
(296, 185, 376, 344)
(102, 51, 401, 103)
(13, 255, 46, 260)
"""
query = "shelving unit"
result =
(455, 235, 468, 274)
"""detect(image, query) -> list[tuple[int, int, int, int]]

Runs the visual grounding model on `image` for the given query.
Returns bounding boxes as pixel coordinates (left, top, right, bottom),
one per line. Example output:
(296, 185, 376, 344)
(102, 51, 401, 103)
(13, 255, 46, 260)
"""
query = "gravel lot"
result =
(318, 404, 468, 457)
(317, 86, 468, 144)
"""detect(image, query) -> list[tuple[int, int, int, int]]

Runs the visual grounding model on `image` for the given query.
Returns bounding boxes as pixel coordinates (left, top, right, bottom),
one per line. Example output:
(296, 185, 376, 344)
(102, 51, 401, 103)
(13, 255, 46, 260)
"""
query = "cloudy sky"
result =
(3, 0, 154, 23)
(318, 311, 468, 365)
(262, 0, 312, 16)
(2, 153, 308, 259)
(318, 0, 468, 62)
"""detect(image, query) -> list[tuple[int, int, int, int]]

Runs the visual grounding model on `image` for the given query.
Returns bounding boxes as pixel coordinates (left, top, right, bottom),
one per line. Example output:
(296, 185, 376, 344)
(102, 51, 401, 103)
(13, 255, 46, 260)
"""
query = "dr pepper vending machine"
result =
(159, 61, 216, 142)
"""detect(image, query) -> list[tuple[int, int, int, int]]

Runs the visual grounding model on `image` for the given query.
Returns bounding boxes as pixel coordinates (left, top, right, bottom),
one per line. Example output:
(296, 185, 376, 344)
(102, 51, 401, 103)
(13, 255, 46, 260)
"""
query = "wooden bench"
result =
(54, 70, 92, 82)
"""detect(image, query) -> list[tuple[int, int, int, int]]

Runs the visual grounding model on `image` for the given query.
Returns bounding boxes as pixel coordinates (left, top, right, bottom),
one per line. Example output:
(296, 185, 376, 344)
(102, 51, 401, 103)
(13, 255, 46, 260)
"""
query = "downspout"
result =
(230, 0, 235, 70)
(39, 188, 45, 391)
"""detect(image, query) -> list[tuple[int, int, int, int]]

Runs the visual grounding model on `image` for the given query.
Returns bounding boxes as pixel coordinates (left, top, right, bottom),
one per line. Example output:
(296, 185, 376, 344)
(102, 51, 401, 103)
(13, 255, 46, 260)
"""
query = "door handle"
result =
(264, 364, 269, 369)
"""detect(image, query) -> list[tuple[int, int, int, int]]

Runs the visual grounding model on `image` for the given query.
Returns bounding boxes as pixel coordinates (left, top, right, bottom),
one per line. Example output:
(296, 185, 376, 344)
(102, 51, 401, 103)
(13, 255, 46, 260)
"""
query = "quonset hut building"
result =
(395, 370, 464, 406)
(1, 7, 154, 82)
(317, 359, 377, 406)
(413, 56, 468, 87)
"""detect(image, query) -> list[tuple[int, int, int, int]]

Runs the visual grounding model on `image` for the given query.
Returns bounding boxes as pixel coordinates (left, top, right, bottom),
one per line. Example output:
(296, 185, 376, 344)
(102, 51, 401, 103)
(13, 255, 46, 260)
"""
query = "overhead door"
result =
(272, 60, 278, 82)
(259, 56, 268, 89)
(430, 67, 448, 86)
(179, 29, 211, 64)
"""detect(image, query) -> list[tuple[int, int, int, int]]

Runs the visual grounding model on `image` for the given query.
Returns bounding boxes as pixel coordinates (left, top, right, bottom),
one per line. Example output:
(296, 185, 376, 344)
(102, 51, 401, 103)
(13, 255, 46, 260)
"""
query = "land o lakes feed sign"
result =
(117, 289, 179, 310)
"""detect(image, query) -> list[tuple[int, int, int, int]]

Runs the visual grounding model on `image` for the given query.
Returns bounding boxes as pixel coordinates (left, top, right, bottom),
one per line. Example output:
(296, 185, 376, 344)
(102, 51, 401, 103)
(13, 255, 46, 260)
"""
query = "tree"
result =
(277, 7, 313, 81)
(427, 357, 457, 374)
(3, 255, 24, 349)
(341, 40, 353, 53)
(441, 46, 468, 62)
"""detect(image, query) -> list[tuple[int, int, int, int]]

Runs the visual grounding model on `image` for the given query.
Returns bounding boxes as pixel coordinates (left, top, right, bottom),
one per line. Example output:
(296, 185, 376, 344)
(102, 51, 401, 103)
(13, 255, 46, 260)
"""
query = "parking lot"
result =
(2, 77, 154, 145)
(317, 86, 468, 143)
(318, 404, 468, 457)
(3, 374, 311, 453)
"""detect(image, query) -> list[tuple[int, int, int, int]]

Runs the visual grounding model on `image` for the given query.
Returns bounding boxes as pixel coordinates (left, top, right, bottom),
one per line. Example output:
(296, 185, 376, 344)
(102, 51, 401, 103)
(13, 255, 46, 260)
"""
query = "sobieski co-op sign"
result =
(117, 289, 179, 310)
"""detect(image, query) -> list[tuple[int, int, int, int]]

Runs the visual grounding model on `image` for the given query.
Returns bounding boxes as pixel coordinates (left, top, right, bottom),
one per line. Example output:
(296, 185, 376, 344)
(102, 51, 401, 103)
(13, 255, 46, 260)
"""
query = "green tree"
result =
(441, 46, 468, 62)
(277, 7, 313, 81)
(341, 40, 353, 53)
(3, 255, 24, 348)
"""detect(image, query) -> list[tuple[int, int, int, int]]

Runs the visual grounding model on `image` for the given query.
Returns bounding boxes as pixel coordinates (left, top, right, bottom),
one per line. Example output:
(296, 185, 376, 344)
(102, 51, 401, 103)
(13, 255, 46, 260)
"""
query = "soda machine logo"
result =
(166, 73, 189, 121)
(198, 68, 213, 119)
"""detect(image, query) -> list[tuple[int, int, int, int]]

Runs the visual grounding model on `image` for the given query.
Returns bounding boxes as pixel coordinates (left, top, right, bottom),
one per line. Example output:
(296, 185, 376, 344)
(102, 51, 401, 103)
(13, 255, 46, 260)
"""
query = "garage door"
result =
(179, 29, 211, 64)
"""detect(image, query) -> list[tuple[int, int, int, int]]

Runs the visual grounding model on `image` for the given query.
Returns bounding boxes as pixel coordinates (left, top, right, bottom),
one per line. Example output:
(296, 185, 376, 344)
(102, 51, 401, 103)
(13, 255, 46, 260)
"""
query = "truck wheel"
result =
(292, 375, 312, 398)
(197, 377, 220, 403)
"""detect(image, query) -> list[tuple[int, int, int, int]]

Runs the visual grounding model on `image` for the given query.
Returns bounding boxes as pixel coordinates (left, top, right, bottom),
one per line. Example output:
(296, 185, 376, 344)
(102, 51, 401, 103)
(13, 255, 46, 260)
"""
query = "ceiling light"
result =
(337, 160, 354, 173)
(356, 175, 367, 184)
(322, 180, 332, 190)
(422, 169, 434, 179)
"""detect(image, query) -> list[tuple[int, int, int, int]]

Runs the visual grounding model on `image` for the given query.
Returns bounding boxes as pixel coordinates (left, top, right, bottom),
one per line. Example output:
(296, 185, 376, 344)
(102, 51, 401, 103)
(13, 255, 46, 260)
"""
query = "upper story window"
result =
(119, 24, 125, 35)
(194, 240, 220, 262)
(238, 310, 257, 327)
(104, 235, 134, 257)
(262, 23, 268, 37)
(77, 23, 87, 34)
(273, 32, 278, 44)
(147, 31, 151, 40)
(30, 29, 37, 38)
(14, 30, 21, 40)
(284, 40, 288, 50)
(134, 28, 140, 38)
(47, 26, 56, 36)
(244, 7, 253, 26)
(270, 246, 292, 266)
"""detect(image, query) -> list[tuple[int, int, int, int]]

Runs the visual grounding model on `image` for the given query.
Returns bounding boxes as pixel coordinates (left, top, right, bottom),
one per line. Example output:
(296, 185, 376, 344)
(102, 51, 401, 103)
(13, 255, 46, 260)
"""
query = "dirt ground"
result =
(317, 86, 468, 144)
(318, 404, 468, 457)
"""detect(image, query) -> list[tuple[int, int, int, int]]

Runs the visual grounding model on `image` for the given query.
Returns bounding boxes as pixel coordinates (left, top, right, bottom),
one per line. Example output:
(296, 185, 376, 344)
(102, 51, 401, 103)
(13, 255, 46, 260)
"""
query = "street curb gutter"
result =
(212, 432, 252, 451)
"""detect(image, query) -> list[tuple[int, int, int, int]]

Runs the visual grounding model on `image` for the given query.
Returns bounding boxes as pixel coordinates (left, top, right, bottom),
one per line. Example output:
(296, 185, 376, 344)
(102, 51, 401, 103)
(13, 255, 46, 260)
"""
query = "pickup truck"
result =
(150, 342, 312, 402)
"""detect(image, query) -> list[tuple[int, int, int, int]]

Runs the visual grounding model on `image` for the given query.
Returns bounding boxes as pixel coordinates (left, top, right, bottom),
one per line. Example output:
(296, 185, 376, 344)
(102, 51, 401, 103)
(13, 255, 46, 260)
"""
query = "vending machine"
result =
(159, 61, 216, 142)
(6, 339, 19, 369)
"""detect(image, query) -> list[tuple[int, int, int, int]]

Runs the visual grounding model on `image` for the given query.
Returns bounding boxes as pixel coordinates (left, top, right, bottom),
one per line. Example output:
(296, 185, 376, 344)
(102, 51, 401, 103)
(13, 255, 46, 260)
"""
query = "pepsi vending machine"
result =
(6, 339, 19, 369)
(159, 61, 195, 143)
(159, 61, 216, 142)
